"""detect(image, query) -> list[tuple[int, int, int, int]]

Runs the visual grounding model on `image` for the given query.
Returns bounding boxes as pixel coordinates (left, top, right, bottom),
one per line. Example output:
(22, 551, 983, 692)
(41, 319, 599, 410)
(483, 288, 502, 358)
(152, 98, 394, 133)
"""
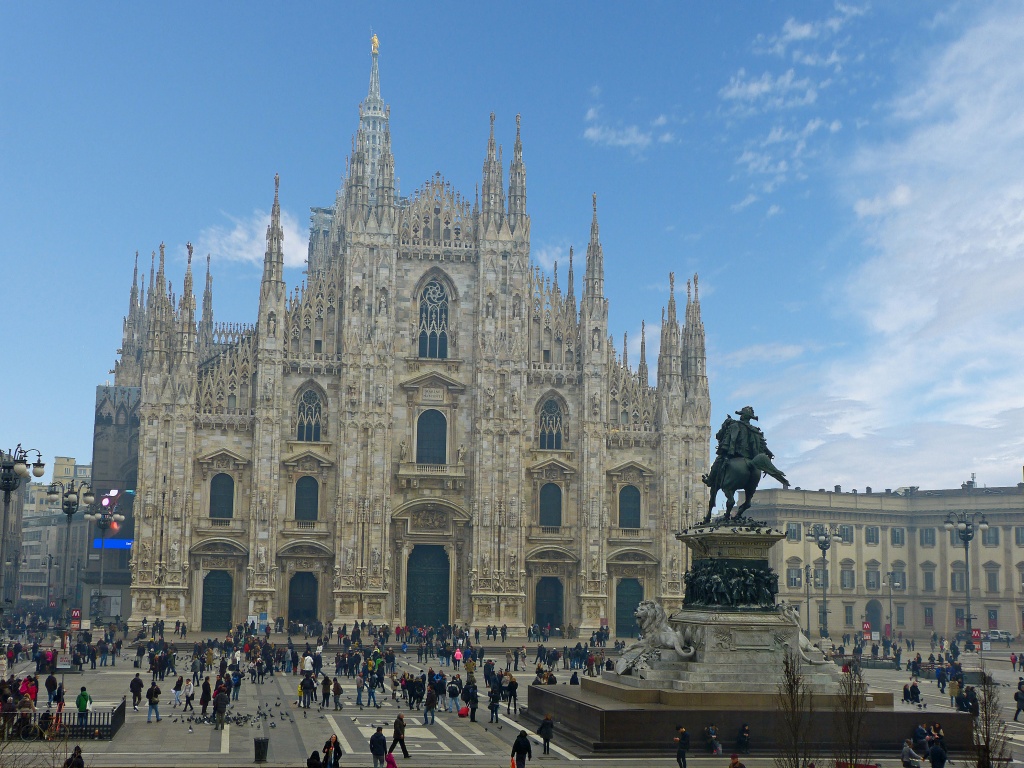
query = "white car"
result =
(985, 630, 1013, 642)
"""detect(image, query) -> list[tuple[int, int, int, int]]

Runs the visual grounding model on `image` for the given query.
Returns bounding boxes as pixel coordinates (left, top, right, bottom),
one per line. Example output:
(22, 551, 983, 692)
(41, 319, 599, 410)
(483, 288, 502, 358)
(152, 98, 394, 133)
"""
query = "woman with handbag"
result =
(182, 679, 195, 712)
(322, 734, 343, 768)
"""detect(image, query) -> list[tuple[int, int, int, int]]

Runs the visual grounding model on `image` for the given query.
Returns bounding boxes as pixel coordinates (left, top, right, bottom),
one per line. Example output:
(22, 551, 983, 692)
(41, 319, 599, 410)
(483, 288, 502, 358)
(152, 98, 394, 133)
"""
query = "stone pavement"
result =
(8, 646, 1024, 767)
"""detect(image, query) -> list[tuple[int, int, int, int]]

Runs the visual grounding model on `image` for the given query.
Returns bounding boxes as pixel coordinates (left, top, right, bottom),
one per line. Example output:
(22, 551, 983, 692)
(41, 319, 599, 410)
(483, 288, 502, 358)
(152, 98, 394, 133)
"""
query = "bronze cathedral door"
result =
(405, 545, 449, 627)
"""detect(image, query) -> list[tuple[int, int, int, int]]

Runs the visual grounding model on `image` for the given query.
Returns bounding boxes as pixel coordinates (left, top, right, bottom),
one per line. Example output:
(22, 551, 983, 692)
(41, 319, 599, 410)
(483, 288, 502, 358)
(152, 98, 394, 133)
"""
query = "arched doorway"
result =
(406, 545, 449, 627)
(615, 578, 644, 638)
(535, 577, 564, 629)
(865, 599, 883, 635)
(289, 572, 319, 625)
(201, 570, 233, 632)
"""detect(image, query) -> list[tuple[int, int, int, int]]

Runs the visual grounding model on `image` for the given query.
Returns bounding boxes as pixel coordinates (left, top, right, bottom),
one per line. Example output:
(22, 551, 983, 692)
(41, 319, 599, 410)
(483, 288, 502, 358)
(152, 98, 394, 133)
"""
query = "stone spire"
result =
(199, 254, 214, 355)
(481, 113, 506, 225)
(507, 113, 527, 232)
(583, 194, 604, 302)
(263, 174, 284, 286)
(658, 272, 682, 392)
(638, 320, 649, 383)
(359, 34, 388, 204)
(683, 273, 708, 400)
(177, 242, 197, 367)
(622, 331, 629, 369)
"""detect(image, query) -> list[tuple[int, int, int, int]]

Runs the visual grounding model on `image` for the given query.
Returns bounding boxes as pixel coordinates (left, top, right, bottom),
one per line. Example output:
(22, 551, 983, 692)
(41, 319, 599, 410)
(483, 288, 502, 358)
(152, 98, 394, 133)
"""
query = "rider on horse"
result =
(701, 406, 789, 522)
(703, 406, 773, 490)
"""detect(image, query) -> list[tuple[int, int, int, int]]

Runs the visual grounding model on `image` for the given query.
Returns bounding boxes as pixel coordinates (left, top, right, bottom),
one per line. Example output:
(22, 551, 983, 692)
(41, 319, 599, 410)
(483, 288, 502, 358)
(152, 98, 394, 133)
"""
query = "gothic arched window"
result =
(417, 279, 450, 359)
(297, 389, 323, 442)
(210, 473, 234, 519)
(416, 409, 447, 465)
(295, 476, 319, 522)
(619, 485, 641, 529)
(539, 483, 562, 527)
(538, 399, 566, 450)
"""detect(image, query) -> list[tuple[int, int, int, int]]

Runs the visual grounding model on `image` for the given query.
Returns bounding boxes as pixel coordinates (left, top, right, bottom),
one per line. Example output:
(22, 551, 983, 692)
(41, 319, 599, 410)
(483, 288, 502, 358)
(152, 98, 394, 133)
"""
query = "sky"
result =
(2, 2, 1023, 491)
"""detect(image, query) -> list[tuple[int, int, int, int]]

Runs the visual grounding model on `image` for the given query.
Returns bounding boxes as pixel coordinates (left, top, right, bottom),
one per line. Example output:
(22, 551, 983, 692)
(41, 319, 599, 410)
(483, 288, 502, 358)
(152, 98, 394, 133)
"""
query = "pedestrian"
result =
(511, 729, 533, 768)
(736, 724, 750, 754)
(902, 738, 924, 768)
(1011, 652, 1018, 673)
(212, 687, 229, 730)
(389, 713, 410, 758)
(322, 734, 342, 768)
(129, 673, 144, 711)
(182, 679, 195, 712)
(145, 681, 162, 723)
(488, 686, 501, 723)
(306, 751, 322, 768)
(507, 675, 519, 714)
(729, 754, 746, 768)
(424, 686, 437, 725)
(673, 726, 690, 768)
(172, 676, 184, 707)
(1014, 685, 1024, 721)
(370, 725, 388, 768)
(538, 714, 555, 754)
(63, 745, 85, 768)
(332, 678, 343, 710)
(928, 740, 947, 768)
(75, 687, 92, 727)
(200, 677, 212, 715)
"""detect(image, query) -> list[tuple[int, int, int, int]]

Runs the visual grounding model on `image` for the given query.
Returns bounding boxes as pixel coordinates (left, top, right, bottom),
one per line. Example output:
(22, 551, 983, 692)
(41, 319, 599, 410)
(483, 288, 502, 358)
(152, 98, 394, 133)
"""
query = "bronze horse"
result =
(701, 453, 789, 525)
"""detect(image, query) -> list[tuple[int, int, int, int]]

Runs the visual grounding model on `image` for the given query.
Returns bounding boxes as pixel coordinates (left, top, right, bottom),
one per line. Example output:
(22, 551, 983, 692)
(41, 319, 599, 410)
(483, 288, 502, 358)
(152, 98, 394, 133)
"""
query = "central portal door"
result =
(201, 570, 233, 632)
(615, 577, 644, 638)
(406, 545, 450, 627)
(535, 577, 564, 629)
(289, 572, 319, 625)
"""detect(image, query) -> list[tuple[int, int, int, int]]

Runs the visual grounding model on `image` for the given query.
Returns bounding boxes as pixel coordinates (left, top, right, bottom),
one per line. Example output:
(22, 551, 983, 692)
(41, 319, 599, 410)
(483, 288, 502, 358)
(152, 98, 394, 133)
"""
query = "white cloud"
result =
(532, 242, 566, 271)
(584, 107, 600, 122)
(731, 193, 759, 212)
(652, 114, 668, 127)
(197, 208, 308, 269)
(765, 5, 1024, 488)
(658, 132, 675, 144)
(719, 343, 804, 368)
(853, 184, 911, 217)
(720, 68, 818, 111)
(766, 204, 782, 217)
(583, 124, 652, 150)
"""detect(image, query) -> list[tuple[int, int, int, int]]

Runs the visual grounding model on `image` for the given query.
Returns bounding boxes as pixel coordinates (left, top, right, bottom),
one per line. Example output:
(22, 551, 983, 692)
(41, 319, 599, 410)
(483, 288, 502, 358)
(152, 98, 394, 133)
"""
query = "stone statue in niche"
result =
(371, 547, 381, 574)
(333, 567, 342, 590)
(508, 551, 517, 575)
(379, 294, 387, 314)
(399, 441, 407, 461)
(457, 444, 466, 464)
(169, 539, 179, 568)
(257, 545, 267, 571)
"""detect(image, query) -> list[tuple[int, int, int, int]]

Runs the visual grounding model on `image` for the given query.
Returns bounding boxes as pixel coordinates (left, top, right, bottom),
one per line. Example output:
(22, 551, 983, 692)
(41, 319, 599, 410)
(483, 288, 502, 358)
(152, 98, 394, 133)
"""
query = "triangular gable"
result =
(197, 448, 250, 470)
(399, 371, 466, 393)
(528, 457, 577, 478)
(607, 460, 655, 478)
(282, 449, 334, 470)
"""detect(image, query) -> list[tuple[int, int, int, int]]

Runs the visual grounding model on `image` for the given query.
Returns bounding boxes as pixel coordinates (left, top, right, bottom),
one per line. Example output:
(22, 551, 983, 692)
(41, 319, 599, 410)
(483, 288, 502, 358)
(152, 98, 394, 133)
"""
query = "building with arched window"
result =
(112, 38, 711, 634)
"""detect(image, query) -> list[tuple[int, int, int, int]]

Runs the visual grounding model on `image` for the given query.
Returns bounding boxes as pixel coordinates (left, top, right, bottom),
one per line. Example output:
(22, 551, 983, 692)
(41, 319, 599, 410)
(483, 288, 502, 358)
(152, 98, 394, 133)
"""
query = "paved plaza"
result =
(7, 644, 1024, 767)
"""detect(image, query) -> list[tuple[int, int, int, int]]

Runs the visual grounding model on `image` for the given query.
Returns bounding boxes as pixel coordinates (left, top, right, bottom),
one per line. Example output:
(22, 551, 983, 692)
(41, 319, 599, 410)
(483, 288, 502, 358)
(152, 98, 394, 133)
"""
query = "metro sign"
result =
(971, 628, 982, 640)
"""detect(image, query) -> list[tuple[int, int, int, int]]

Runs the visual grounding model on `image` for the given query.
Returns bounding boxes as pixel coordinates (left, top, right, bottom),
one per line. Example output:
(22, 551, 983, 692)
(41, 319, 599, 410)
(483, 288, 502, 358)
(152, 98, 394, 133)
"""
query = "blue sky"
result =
(3, 2, 1022, 490)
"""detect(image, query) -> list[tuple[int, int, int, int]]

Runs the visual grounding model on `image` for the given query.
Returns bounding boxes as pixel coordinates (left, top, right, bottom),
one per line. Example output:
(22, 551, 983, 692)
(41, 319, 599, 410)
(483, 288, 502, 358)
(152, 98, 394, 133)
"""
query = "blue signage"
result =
(93, 538, 133, 550)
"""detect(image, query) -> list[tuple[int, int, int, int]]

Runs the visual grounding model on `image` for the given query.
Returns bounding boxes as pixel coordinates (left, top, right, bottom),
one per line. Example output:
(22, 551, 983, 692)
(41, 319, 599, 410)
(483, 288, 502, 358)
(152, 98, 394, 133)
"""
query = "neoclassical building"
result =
(113, 39, 711, 633)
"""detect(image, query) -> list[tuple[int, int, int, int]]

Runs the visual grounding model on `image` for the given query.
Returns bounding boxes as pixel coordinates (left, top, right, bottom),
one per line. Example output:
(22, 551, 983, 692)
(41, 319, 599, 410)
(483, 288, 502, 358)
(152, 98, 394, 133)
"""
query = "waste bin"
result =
(254, 737, 269, 763)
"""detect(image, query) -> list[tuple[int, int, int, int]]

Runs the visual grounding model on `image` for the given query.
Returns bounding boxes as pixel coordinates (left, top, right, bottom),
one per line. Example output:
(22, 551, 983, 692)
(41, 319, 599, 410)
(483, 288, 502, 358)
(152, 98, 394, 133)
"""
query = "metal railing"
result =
(1, 698, 127, 741)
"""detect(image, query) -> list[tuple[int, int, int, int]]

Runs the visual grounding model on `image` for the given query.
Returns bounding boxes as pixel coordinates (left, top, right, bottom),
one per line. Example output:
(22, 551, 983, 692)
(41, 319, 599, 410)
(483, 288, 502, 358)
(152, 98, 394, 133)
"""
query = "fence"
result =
(4, 698, 127, 741)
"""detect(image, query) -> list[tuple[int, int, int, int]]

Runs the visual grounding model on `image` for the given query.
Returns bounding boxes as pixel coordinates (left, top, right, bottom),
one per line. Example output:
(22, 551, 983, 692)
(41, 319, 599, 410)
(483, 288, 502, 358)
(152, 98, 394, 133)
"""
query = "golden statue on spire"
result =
(371, 33, 379, 55)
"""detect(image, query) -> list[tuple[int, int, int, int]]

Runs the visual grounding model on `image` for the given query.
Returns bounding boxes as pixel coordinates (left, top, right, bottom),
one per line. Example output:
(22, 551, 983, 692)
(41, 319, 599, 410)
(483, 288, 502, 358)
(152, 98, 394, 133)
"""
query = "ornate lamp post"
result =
(944, 510, 988, 651)
(806, 523, 842, 638)
(884, 570, 901, 640)
(47, 478, 94, 626)
(0, 446, 45, 610)
(84, 492, 124, 626)
(804, 563, 812, 638)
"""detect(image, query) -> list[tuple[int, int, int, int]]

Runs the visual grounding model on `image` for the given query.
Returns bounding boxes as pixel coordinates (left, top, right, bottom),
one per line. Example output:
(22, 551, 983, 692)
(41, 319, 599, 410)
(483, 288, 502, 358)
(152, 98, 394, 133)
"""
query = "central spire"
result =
(355, 33, 390, 205)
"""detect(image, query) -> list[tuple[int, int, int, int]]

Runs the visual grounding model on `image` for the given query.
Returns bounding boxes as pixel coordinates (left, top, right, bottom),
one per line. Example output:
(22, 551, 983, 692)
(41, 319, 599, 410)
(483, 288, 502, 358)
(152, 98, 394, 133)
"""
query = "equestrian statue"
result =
(701, 406, 789, 524)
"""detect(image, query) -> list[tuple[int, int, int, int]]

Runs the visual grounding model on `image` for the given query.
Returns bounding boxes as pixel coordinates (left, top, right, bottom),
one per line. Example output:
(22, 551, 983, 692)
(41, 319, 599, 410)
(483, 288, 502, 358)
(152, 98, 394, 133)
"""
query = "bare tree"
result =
(973, 661, 1010, 768)
(775, 650, 815, 768)
(0, 717, 70, 768)
(832, 668, 870, 768)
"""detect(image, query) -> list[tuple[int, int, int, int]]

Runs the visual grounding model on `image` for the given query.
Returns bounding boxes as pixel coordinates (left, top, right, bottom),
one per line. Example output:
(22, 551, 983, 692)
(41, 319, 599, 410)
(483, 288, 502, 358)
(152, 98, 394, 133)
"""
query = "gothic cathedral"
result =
(113, 40, 711, 634)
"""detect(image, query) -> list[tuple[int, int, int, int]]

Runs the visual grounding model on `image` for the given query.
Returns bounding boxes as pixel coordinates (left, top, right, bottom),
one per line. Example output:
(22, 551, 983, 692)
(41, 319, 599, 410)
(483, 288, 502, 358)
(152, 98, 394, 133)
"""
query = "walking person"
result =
(172, 676, 184, 707)
(212, 687, 229, 730)
(673, 726, 690, 768)
(423, 686, 437, 725)
(200, 677, 212, 716)
(129, 673, 144, 711)
(145, 681, 162, 723)
(370, 725, 387, 768)
(182, 678, 195, 712)
(538, 714, 555, 754)
(389, 713, 410, 758)
(511, 729, 533, 768)
(507, 675, 519, 715)
(322, 734, 342, 768)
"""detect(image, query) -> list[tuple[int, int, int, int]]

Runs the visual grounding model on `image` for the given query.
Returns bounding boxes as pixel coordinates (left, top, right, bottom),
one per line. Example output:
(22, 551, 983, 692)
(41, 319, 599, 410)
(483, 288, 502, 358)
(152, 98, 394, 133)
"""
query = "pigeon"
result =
(188, 725, 193, 733)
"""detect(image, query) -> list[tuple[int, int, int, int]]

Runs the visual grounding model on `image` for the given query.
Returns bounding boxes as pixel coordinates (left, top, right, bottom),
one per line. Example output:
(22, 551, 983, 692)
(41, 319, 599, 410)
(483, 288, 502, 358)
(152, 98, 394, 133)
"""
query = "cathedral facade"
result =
(114, 41, 711, 634)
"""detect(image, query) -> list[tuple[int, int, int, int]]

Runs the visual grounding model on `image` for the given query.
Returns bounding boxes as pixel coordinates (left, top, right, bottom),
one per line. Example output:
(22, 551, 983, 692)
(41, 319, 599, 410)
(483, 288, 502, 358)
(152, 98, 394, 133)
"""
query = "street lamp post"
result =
(804, 563, 812, 638)
(0, 446, 45, 611)
(884, 570, 901, 641)
(806, 523, 842, 639)
(45, 553, 54, 621)
(84, 492, 124, 627)
(945, 510, 988, 651)
(47, 478, 94, 627)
